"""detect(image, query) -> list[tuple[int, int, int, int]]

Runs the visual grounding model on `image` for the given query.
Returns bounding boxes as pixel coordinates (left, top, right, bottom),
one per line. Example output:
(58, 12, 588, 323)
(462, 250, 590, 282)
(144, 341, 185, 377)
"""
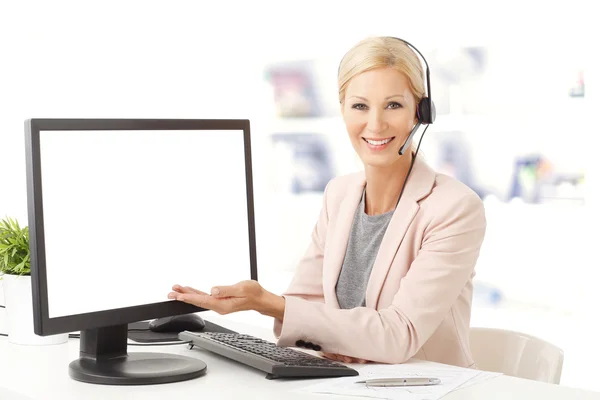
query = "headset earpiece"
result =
(417, 97, 436, 124)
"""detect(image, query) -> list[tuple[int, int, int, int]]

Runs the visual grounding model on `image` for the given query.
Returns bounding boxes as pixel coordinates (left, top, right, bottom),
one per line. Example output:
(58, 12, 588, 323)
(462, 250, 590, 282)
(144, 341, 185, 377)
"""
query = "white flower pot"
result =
(2, 274, 68, 345)
(0, 283, 6, 334)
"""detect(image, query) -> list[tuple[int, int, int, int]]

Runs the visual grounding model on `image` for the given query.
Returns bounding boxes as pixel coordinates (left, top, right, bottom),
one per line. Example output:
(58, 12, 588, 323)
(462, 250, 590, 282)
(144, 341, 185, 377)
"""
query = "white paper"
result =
(0, 386, 34, 400)
(453, 370, 502, 390)
(296, 360, 490, 400)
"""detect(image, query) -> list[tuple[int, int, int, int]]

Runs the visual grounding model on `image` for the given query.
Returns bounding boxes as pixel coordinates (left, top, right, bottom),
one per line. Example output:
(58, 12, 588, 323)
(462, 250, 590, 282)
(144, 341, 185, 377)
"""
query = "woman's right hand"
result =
(320, 352, 370, 364)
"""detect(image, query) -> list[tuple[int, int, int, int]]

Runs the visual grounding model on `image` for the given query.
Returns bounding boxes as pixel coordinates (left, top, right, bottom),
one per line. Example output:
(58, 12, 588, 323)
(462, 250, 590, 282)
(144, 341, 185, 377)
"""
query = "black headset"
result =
(389, 37, 434, 204)
(386, 37, 436, 125)
(388, 36, 435, 125)
(384, 37, 435, 155)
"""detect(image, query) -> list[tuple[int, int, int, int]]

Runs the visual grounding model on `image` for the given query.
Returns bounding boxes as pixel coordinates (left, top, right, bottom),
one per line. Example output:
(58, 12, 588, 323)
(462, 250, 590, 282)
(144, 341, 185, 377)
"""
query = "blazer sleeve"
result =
(273, 183, 330, 338)
(275, 192, 486, 363)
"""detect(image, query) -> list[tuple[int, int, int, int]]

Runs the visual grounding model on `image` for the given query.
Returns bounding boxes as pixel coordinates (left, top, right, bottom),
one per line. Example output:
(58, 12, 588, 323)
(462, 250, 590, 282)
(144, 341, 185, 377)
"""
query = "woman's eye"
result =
(351, 102, 402, 110)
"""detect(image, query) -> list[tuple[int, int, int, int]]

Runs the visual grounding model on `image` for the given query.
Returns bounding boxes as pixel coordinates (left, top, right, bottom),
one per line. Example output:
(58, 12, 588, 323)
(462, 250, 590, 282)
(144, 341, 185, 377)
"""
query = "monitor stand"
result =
(69, 324, 207, 385)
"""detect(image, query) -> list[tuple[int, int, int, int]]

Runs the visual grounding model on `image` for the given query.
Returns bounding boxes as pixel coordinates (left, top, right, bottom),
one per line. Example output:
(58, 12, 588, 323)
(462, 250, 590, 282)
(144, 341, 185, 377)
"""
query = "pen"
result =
(355, 377, 441, 387)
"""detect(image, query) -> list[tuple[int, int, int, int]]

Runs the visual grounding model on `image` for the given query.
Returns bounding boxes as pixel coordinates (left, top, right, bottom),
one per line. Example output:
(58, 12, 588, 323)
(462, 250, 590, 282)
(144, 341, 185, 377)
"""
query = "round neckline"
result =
(360, 190, 395, 219)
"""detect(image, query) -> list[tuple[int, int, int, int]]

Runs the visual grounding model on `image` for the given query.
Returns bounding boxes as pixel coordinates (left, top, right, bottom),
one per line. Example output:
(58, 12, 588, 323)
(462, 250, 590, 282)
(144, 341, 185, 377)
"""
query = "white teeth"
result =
(365, 138, 392, 146)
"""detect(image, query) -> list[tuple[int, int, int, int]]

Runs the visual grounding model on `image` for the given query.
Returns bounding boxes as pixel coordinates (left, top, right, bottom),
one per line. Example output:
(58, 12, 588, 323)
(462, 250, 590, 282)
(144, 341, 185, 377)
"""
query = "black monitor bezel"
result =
(24, 118, 258, 336)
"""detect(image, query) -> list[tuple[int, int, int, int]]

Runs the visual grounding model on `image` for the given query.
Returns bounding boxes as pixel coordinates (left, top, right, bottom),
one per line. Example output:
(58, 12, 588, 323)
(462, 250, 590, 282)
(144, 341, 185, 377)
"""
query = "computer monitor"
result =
(24, 118, 258, 385)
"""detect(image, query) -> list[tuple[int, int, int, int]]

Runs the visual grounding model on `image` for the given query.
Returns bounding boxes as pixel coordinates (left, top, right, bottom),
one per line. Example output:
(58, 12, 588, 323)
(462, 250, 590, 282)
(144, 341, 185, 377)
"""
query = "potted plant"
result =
(0, 217, 67, 345)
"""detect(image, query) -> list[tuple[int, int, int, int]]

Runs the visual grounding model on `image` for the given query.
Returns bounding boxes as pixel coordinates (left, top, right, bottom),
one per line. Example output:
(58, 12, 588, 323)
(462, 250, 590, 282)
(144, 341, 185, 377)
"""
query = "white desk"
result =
(1, 311, 599, 400)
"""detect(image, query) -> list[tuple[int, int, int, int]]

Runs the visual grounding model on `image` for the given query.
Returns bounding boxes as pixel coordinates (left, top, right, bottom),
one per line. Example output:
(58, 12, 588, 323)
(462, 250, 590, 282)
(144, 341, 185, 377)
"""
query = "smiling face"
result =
(341, 67, 418, 169)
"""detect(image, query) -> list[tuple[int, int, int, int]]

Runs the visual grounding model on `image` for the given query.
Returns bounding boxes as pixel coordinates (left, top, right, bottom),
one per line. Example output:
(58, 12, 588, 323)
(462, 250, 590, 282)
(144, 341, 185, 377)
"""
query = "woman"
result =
(169, 36, 486, 368)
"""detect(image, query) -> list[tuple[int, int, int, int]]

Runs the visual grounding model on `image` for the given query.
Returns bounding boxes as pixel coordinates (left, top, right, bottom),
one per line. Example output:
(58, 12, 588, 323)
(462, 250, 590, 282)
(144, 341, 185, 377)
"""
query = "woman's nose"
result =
(366, 110, 387, 134)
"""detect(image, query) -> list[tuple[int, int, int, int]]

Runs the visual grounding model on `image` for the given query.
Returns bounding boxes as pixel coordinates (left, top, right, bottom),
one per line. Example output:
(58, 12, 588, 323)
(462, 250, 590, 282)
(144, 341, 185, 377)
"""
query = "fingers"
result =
(321, 352, 342, 362)
(211, 280, 261, 298)
(167, 291, 244, 315)
(174, 281, 257, 298)
(172, 284, 206, 295)
(210, 283, 245, 298)
(320, 352, 367, 364)
(322, 353, 340, 361)
(170, 281, 258, 315)
(168, 292, 212, 308)
(210, 285, 237, 298)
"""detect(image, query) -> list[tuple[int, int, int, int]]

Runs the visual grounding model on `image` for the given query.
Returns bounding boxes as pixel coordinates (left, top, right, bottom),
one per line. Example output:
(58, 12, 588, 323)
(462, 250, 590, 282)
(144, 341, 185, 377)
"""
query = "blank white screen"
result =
(39, 129, 252, 318)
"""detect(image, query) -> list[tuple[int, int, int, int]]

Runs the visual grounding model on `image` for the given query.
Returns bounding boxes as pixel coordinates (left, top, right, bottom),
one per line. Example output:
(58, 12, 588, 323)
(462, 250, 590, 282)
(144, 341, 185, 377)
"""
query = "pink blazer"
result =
(273, 156, 486, 368)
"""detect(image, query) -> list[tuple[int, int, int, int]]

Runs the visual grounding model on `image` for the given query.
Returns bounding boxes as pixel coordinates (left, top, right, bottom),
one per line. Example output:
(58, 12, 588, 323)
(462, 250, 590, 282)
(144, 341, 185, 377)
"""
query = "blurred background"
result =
(1, 0, 599, 392)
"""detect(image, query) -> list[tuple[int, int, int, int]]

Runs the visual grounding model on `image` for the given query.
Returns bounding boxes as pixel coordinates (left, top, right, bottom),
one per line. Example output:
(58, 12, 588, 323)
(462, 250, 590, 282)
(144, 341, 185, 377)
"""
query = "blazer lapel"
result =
(365, 157, 436, 309)
(323, 176, 364, 309)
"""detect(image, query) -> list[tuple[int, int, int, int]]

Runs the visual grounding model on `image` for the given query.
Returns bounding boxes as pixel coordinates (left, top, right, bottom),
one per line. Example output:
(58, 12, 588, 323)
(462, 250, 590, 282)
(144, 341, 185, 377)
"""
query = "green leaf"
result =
(0, 217, 31, 275)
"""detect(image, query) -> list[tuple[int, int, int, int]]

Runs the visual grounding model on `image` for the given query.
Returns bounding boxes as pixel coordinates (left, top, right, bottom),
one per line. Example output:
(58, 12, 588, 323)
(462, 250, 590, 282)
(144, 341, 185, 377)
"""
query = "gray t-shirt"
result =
(335, 190, 394, 309)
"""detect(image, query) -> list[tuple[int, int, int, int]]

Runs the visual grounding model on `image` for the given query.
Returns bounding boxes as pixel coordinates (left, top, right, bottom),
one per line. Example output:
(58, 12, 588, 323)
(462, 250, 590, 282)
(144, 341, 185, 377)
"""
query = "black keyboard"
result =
(179, 331, 359, 379)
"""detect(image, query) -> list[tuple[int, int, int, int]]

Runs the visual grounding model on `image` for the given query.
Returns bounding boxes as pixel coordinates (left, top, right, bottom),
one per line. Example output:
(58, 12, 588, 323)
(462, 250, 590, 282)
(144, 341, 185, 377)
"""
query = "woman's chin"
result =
(362, 154, 399, 169)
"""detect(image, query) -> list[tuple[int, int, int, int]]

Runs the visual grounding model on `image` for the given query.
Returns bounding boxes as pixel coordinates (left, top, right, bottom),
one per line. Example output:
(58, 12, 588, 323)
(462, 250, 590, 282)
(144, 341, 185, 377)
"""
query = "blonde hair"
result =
(338, 36, 425, 105)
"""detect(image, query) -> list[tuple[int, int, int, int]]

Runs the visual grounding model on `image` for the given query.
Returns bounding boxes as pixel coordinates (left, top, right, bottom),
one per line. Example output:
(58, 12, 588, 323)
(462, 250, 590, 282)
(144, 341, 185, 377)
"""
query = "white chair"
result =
(469, 327, 564, 384)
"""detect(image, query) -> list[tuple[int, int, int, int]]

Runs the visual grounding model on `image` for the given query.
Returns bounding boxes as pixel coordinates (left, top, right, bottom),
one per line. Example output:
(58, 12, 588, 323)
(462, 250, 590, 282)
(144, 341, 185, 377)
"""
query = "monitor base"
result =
(69, 352, 207, 385)
(70, 323, 206, 385)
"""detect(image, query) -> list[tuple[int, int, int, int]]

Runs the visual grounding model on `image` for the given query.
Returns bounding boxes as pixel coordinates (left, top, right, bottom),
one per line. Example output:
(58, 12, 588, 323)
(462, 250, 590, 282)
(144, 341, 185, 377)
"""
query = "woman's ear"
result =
(413, 104, 420, 125)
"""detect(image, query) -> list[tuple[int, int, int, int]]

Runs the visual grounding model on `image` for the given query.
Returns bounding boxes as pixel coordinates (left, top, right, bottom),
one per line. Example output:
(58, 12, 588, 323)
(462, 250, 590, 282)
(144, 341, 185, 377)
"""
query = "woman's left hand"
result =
(168, 280, 285, 320)
(320, 352, 371, 364)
